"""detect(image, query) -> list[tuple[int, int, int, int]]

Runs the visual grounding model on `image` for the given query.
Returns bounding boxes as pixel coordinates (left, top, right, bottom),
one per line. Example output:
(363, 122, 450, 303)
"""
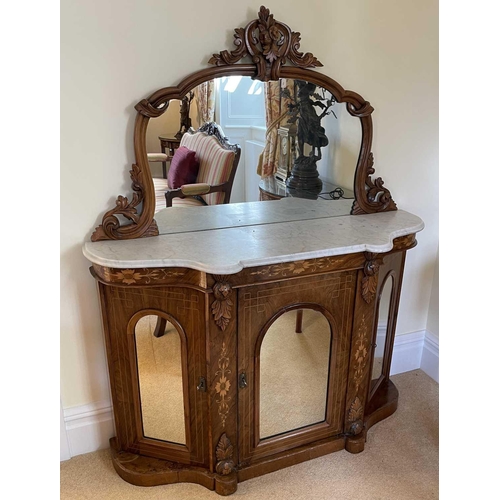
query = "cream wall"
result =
(61, 0, 438, 408)
(426, 251, 439, 337)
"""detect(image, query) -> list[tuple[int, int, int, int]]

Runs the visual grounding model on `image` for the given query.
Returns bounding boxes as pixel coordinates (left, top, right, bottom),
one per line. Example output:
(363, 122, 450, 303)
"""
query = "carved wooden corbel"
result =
(215, 433, 236, 475)
(352, 153, 397, 215)
(91, 164, 158, 242)
(361, 252, 383, 304)
(211, 277, 233, 331)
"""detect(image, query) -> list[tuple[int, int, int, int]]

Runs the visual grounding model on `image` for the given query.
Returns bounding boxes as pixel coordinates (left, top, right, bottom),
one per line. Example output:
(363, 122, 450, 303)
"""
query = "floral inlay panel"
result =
(215, 342, 232, 428)
(250, 257, 344, 278)
(108, 268, 185, 285)
(353, 315, 370, 390)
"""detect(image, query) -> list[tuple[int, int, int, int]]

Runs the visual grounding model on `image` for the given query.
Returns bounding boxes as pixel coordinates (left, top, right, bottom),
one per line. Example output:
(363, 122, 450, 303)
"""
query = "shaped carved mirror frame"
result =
(91, 5, 397, 242)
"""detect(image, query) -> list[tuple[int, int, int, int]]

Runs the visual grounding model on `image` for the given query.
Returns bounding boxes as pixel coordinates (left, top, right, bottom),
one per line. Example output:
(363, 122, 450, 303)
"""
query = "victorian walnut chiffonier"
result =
(83, 6, 424, 496)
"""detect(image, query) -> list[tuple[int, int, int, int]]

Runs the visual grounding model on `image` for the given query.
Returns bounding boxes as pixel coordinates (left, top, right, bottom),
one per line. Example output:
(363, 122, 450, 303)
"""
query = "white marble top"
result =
(84, 202, 424, 274)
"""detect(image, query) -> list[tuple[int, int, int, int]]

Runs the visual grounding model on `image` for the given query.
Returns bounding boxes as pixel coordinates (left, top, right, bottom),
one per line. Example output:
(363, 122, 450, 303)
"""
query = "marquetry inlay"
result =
(110, 268, 185, 284)
(215, 342, 231, 428)
(352, 315, 370, 390)
(249, 257, 346, 278)
(91, 264, 208, 288)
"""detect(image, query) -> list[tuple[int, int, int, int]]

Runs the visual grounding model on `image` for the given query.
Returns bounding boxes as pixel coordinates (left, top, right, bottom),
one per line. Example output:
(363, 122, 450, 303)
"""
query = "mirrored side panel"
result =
(135, 314, 186, 445)
(371, 277, 394, 384)
(259, 308, 332, 439)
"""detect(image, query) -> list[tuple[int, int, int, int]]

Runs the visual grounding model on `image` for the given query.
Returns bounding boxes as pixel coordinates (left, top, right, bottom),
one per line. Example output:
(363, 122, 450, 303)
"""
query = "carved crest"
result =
(215, 433, 235, 475)
(209, 6, 322, 81)
(211, 278, 233, 331)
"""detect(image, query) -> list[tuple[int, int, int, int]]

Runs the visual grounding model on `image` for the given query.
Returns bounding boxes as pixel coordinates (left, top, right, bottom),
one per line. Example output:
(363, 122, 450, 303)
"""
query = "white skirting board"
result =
(61, 330, 438, 460)
(420, 330, 439, 383)
(62, 400, 115, 460)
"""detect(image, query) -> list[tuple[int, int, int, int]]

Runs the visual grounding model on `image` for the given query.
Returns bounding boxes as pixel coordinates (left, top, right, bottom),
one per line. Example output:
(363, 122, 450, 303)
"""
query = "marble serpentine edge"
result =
(82, 210, 424, 274)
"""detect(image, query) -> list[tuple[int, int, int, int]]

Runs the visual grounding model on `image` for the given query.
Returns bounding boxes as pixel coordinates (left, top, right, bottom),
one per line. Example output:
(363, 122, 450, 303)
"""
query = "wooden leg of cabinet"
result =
(214, 474, 238, 496)
(345, 431, 366, 454)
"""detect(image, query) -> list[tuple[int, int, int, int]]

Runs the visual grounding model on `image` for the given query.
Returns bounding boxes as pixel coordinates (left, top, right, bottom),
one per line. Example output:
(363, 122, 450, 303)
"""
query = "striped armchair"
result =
(151, 123, 241, 212)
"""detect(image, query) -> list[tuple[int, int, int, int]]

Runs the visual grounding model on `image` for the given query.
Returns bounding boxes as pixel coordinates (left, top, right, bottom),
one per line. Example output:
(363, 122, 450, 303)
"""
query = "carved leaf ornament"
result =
(361, 253, 383, 304)
(211, 279, 233, 331)
(215, 433, 235, 475)
(348, 397, 364, 435)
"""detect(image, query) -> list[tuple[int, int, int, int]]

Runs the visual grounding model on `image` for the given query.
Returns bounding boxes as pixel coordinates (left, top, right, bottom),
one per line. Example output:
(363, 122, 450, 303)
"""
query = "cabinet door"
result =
(367, 251, 406, 403)
(100, 284, 209, 466)
(237, 271, 356, 464)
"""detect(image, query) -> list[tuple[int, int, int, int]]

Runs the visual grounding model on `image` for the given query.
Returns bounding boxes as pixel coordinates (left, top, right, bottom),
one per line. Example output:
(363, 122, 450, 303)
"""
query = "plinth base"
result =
(108, 380, 399, 495)
(286, 155, 323, 196)
(109, 437, 237, 495)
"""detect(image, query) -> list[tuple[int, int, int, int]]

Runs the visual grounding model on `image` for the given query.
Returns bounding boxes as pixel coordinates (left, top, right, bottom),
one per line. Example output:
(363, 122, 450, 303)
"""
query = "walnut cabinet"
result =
(83, 6, 426, 495)
(89, 233, 415, 496)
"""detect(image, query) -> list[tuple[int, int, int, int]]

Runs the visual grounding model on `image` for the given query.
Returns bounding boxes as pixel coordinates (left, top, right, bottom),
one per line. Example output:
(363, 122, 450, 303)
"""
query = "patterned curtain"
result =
(194, 80, 215, 126)
(257, 80, 294, 178)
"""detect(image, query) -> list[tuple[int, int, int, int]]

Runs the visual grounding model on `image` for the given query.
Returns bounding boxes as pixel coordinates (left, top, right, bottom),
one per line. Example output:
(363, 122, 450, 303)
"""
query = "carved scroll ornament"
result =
(209, 6, 322, 81)
(352, 153, 397, 215)
(91, 164, 158, 242)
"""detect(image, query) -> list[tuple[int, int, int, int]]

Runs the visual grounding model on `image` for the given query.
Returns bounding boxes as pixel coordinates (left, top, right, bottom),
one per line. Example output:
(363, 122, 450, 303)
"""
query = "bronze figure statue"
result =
(284, 80, 336, 195)
(175, 91, 195, 139)
(284, 80, 336, 160)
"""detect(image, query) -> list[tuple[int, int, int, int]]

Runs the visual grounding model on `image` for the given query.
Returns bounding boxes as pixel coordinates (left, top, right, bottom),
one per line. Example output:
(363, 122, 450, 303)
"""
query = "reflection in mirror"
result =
(259, 309, 331, 439)
(135, 314, 186, 444)
(372, 278, 393, 382)
(147, 76, 359, 213)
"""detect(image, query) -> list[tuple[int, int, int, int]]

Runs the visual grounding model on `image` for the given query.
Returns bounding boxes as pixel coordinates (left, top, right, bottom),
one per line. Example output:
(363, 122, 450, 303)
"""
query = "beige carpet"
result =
(60, 369, 438, 499)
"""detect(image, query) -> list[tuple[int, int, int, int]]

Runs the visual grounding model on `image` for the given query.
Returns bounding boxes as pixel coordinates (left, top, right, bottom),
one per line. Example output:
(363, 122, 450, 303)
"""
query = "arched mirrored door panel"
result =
(370, 276, 394, 395)
(134, 314, 187, 445)
(259, 308, 332, 439)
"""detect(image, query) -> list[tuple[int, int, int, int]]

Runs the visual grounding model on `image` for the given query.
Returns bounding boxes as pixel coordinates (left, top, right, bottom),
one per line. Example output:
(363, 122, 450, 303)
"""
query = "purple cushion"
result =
(167, 146, 199, 189)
